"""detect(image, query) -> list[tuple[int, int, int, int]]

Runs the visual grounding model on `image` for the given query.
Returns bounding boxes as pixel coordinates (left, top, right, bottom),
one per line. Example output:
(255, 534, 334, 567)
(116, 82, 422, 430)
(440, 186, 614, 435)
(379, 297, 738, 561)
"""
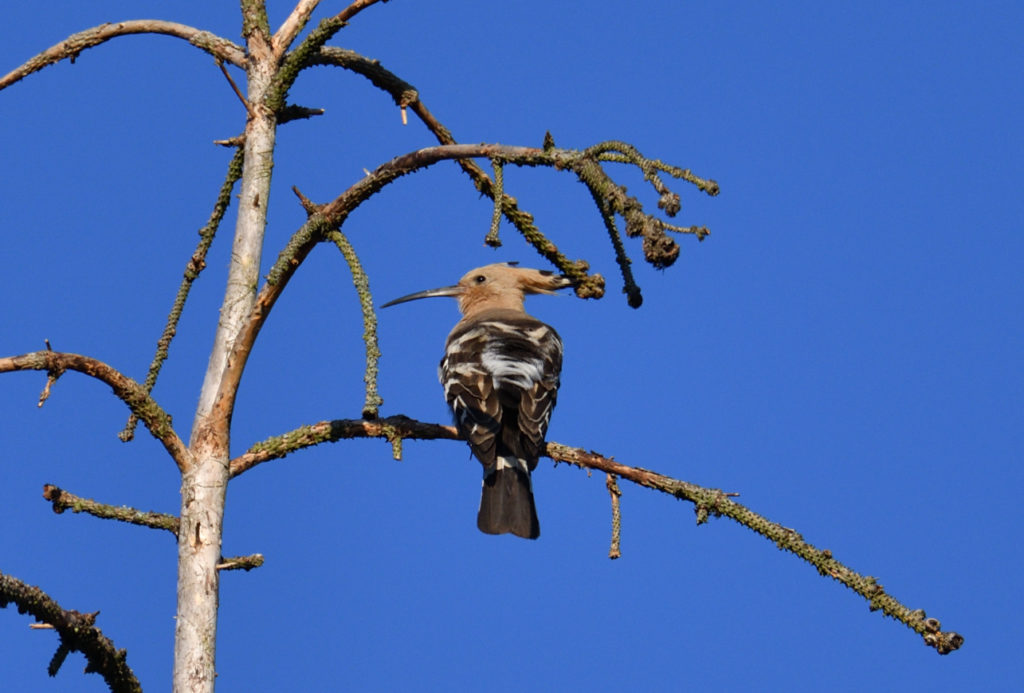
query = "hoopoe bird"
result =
(382, 262, 572, 539)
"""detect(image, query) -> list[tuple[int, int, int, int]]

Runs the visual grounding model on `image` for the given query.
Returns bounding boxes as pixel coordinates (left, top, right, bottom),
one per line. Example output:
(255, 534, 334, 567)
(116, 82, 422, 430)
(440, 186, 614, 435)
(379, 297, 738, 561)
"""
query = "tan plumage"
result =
(382, 263, 571, 539)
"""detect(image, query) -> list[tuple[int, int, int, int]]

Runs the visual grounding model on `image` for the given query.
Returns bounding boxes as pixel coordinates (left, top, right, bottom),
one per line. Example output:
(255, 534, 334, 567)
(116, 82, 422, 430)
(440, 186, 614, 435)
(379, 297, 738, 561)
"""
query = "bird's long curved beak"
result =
(380, 284, 462, 308)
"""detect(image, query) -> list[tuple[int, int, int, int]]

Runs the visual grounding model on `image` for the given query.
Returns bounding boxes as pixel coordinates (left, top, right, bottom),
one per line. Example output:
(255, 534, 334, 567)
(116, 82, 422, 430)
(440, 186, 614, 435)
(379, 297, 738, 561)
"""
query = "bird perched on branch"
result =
(382, 262, 572, 539)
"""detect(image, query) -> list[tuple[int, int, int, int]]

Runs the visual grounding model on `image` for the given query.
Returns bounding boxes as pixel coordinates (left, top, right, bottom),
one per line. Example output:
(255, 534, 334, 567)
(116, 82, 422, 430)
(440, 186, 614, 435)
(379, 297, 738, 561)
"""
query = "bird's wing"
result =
(517, 376, 560, 463)
(441, 328, 502, 466)
(443, 314, 564, 467)
(503, 322, 562, 463)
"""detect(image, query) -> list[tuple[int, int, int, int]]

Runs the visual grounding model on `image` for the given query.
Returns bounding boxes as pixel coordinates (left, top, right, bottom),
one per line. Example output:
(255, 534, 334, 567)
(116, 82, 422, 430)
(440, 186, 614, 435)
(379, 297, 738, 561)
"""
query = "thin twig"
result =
(278, 104, 325, 122)
(598, 150, 720, 197)
(333, 0, 390, 24)
(38, 367, 63, 408)
(217, 59, 254, 117)
(216, 554, 265, 571)
(214, 134, 245, 147)
(292, 185, 320, 215)
(606, 473, 622, 559)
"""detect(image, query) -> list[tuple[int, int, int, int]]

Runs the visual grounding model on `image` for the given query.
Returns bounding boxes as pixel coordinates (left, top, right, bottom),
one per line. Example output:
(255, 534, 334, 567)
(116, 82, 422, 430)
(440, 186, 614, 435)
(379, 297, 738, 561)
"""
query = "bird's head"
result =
(381, 262, 573, 317)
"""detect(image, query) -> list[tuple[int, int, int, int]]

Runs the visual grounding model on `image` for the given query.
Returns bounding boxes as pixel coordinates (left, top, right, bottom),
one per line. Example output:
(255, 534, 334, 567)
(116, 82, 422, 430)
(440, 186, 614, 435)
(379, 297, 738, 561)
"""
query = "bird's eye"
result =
(474, 275, 487, 284)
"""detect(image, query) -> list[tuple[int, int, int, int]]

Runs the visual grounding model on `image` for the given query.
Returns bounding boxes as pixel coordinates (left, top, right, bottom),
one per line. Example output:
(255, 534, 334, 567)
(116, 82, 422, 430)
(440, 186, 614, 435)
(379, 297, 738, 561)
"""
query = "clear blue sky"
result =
(2, 2, 1020, 691)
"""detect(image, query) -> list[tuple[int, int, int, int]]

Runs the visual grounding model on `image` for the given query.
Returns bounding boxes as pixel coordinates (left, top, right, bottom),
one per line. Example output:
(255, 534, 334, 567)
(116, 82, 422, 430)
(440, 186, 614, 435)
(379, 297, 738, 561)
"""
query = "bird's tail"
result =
(478, 456, 540, 539)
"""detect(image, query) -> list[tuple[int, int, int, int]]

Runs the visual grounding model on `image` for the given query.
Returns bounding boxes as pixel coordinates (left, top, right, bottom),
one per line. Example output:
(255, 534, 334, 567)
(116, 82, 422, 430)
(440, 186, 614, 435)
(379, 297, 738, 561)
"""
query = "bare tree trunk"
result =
(172, 14, 277, 692)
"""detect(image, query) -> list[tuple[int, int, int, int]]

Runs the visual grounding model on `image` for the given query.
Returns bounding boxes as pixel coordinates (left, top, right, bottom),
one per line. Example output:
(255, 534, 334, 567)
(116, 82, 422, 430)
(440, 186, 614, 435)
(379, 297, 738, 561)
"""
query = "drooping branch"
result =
(303, 46, 419, 111)
(587, 183, 642, 306)
(485, 157, 506, 247)
(573, 142, 718, 305)
(228, 413, 963, 655)
(0, 21, 245, 91)
(324, 230, 384, 419)
(121, 146, 246, 442)
(0, 571, 141, 693)
(0, 351, 191, 472)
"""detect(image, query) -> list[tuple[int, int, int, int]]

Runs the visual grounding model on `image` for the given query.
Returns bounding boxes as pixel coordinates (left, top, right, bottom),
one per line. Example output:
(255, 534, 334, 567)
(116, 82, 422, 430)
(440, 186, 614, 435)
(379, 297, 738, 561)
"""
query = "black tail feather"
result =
(477, 467, 540, 539)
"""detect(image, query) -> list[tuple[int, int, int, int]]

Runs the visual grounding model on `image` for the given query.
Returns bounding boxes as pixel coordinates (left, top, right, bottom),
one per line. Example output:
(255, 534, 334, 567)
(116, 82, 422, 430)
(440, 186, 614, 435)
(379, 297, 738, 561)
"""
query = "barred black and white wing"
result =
(440, 308, 563, 539)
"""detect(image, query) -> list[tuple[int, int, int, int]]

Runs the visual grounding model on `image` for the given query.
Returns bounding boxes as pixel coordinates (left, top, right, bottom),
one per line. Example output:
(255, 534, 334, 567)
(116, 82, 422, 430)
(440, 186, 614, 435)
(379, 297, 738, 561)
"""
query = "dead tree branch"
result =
(0, 571, 141, 692)
(0, 21, 244, 91)
(228, 413, 963, 655)
(42, 485, 179, 535)
(0, 351, 191, 472)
